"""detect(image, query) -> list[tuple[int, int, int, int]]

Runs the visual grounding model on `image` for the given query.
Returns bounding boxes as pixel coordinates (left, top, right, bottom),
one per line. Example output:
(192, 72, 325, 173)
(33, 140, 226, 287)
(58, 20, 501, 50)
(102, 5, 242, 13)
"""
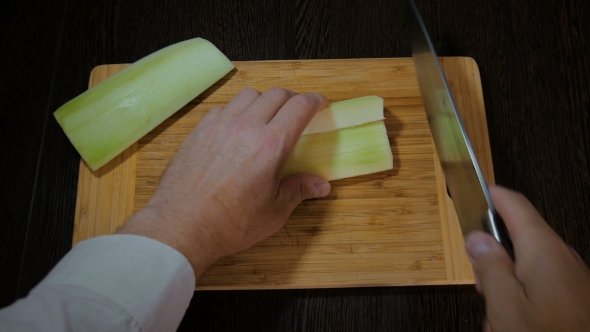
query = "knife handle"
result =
(484, 209, 515, 260)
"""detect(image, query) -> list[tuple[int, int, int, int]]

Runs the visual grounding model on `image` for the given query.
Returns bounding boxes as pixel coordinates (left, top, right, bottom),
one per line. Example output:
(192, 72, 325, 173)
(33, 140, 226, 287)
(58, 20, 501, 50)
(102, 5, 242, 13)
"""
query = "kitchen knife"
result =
(406, 0, 514, 258)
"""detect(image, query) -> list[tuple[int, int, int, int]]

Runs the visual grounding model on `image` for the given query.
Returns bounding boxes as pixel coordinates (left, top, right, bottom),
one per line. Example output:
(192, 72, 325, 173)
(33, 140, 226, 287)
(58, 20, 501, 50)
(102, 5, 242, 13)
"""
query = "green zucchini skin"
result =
(54, 38, 235, 171)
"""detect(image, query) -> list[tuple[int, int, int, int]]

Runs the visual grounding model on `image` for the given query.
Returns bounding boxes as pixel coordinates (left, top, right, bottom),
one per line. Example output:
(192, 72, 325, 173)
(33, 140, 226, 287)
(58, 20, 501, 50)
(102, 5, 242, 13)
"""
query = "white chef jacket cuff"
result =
(39, 234, 196, 331)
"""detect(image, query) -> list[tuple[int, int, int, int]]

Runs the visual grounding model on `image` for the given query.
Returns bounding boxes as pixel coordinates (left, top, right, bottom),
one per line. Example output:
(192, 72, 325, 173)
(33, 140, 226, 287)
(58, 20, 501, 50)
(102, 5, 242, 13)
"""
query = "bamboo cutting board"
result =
(73, 57, 494, 289)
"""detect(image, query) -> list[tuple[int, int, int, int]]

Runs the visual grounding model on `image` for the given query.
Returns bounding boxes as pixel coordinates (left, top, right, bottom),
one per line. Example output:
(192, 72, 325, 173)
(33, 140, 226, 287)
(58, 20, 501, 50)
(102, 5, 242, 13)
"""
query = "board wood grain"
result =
(73, 57, 494, 289)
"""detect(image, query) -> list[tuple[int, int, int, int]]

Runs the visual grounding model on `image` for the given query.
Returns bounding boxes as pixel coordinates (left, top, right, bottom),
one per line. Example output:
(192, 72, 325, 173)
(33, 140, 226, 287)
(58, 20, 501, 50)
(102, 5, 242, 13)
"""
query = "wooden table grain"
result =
(1, 0, 589, 330)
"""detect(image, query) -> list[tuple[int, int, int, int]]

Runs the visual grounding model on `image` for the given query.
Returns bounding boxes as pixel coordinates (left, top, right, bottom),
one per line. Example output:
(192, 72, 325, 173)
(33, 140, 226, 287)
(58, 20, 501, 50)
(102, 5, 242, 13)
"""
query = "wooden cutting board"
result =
(73, 57, 493, 289)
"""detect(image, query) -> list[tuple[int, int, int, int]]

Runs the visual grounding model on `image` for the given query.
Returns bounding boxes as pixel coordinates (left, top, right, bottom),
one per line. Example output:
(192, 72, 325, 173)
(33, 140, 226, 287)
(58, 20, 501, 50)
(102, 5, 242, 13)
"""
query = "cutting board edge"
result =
(89, 56, 479, 67)
(195, 278, 475, 291)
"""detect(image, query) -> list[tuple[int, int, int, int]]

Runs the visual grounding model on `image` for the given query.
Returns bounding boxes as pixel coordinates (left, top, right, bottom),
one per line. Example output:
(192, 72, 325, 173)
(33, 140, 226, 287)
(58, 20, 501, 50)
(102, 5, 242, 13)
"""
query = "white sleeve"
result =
(0, 234, 196, 332)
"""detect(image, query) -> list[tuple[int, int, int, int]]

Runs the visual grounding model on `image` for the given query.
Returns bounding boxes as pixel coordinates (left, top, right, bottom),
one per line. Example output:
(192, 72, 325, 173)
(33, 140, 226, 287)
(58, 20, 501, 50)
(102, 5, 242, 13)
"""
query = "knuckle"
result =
(198, 107, 223, 127)
(289, 94, 314, 111)
(202, 106, 223, 121)
(281, 176, 308, 203)
(239, 87, 261, 99)
(267, 87, 291, 100)
(299, 180, 312, 199)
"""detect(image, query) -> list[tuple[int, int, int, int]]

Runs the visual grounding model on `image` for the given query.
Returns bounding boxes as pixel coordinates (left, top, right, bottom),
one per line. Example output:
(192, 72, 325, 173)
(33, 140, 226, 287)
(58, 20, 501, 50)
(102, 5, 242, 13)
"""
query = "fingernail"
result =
(465, 233, 493, 261)
(312, 182, 331, 198)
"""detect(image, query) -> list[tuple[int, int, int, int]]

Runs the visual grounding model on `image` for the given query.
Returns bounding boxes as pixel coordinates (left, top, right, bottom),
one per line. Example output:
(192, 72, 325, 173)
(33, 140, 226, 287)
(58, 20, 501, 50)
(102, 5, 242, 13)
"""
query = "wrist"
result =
(117, 207, 219, 278)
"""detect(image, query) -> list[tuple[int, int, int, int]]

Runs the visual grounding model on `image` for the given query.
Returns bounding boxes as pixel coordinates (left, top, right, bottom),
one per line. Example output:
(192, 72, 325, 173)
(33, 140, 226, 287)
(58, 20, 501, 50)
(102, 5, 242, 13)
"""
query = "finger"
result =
(243, 88, 296, 123)
(268, 92, 329, 151)
(222, 88, 261, 117)
(465, 231, 523, 305)
(491, 186, 587, 297)
(489, 185, 565, 263)
(199, 106, 224, 125)
(185, 105, 225, 144)
(490, 186, 557, 242)
(277, 174, 331, 212)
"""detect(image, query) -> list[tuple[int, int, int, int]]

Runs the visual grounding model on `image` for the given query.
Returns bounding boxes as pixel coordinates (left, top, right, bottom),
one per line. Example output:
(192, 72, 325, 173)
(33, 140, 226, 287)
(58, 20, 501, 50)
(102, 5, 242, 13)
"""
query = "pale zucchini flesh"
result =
(54, 37, 235, 171)
(283, 121, 393, 181)
(301, 96, 385, 135)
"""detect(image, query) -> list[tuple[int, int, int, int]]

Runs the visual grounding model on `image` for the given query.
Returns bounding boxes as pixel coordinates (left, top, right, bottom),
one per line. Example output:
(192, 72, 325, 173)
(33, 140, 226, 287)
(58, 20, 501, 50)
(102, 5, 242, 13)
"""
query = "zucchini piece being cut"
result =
(282, 97, 393, 181)
(54, 37, 235, 171)
(301, 96, 384, 135)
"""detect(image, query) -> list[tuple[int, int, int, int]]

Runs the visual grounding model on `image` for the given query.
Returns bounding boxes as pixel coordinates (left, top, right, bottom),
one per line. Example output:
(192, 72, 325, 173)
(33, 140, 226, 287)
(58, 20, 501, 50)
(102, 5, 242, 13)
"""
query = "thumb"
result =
(278, 174, 331, 210)
(465, 231, 522, 303)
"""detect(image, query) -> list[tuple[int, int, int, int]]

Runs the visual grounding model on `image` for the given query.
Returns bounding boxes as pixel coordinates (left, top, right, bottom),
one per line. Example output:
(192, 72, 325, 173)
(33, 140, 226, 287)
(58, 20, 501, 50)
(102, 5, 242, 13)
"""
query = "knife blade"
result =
(406, 0, 514, 258)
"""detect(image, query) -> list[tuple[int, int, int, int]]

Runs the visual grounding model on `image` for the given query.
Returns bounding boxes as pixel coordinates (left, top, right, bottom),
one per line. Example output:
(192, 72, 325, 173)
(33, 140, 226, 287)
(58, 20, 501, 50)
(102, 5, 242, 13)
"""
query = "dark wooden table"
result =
(1, 0, 589, 330)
